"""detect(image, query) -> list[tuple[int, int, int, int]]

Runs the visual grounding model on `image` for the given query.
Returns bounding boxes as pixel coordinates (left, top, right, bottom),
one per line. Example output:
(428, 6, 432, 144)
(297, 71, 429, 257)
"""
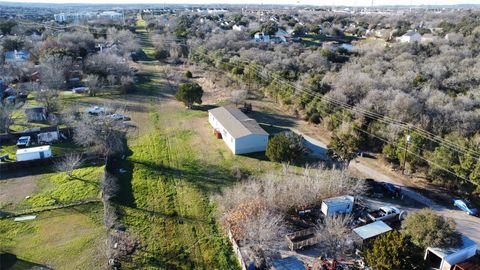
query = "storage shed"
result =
(321, 195, 355, 216)
(208, 107, 269, 155)
(16, 145, 52, 161)
(425, 235, 477, 270)
(353, 221, 392, 244)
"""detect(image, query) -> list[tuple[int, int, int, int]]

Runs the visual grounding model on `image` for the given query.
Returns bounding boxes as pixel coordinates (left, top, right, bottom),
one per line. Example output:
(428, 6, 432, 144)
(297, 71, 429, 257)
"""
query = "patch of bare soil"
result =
(0, 175, 40, 206)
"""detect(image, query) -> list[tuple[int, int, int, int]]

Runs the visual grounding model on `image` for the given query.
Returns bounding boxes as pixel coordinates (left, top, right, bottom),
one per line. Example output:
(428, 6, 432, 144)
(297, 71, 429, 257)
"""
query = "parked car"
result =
(16, 136, 31, 148)
(382, 182, 401, 197)
(453, 199, 478, 216)
(72, 86, 89, 94)
(110, 113, 130, 121)
(365, 178, 384, 198)
(85, 106, 105, 115)
(367, 206, 401, 222)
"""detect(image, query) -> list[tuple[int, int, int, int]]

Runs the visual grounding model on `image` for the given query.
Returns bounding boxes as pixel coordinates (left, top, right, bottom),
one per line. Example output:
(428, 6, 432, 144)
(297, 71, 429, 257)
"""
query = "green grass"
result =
(24, 166, 103, 208)
(118, 111, 239, 269)
(0, 203, 106, 270)
(0, 166, 103, 211)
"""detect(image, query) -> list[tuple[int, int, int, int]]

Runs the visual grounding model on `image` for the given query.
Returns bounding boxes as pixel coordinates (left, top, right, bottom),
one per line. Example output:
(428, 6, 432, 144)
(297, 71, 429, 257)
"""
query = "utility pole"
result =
(402, 132, 411, 175)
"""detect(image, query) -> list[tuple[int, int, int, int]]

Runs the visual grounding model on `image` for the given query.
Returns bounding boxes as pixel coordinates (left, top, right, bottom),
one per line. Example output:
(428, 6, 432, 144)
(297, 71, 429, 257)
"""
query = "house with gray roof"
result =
(208, 106, 269, 154)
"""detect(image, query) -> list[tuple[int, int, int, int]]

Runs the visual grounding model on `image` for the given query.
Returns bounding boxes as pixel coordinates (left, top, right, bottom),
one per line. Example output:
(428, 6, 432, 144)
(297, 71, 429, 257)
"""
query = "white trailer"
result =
(321, 195, 355, 216)
(16, 145, 52, 161)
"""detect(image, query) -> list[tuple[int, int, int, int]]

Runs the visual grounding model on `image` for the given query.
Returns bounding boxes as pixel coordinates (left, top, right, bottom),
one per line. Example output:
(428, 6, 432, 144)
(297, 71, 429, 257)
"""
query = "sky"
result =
(3, 0, 480, 5)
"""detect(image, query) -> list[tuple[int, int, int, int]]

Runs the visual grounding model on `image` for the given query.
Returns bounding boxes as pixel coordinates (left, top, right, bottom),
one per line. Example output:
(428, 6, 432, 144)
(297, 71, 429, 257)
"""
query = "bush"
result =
(184, 70, 193, 78)
(402, 209, 462, 248)
(154, 49, 169, 61)
(175, 82, 203, 108)
(365, 231, 426, 270)
(266, 132, 307, 163)
(308, 113, 321, 124)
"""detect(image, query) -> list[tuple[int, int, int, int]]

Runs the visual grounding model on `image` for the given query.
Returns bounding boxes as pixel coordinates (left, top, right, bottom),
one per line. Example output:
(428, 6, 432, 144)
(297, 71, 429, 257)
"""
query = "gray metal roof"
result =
(209, 107, 268, 139)
(427, 235, 477, 260)
(353, 221, 392, 240)
(323, 195, 354, 206)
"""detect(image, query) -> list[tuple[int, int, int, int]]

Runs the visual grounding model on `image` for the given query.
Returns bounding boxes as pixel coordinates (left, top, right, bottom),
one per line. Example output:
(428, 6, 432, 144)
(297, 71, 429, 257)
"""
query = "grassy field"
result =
(0, 166, 106, 269)
(0, 203, 107, 270)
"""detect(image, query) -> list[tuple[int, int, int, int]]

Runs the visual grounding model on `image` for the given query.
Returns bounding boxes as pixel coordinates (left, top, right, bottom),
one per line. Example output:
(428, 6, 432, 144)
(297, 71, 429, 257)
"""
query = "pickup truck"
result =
(367, 206, 401, 222)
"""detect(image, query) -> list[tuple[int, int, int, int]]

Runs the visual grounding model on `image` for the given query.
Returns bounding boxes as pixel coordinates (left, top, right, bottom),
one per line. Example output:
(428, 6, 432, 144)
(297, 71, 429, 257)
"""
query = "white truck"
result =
(16, 145, 52, 161)
(367, 206, 401, 222)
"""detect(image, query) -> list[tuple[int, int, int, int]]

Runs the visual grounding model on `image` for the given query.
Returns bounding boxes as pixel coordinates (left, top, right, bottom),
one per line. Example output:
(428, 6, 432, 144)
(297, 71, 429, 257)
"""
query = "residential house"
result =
(232, 24, 246, 32)
(5, 50, 30, 63)
(425, 235, 477, 270)
(208, 106, 269, 155)
(254, 32, 270, 42)
(400, 31, 422, 43)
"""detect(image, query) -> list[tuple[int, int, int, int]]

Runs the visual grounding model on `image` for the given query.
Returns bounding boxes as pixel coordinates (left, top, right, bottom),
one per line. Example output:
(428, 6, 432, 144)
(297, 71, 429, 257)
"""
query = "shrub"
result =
(365, 231, 426, 270)
(185, 70, 193, 78)
(154, 49, 169, 61)
(266, 132, 307, 163)
(402, 209, 462, 248)
(175, 82, 203, 108)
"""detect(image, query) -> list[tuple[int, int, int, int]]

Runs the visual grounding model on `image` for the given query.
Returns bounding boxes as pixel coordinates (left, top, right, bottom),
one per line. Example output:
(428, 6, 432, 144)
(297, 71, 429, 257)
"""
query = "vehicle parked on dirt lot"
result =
(453, 199, 478, 216)
(16, 136, 31, 148)
(85, 106, 105, 115)
(367, 206, 401, 222)
(110, 113, 130, 121)
(72, 86, 89, 94)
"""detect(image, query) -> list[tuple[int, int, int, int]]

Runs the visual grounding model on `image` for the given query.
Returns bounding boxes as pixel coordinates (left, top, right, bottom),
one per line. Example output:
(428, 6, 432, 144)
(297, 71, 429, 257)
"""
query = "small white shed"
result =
(208, 107, 269, 155)
(16, 145, 52, 161)
(400, 31, 422, 43)
(425, 235, 477, 270)
(321, 195, 355, 216)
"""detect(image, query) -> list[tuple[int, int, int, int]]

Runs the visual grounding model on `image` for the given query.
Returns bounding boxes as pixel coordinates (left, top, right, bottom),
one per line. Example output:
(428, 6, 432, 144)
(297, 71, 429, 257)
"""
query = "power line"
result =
(189, 48, 480, 159)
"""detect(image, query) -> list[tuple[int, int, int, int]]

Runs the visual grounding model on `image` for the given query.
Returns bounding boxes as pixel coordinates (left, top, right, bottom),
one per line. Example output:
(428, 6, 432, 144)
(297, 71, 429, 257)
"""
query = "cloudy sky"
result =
(4, 0, 480, 5)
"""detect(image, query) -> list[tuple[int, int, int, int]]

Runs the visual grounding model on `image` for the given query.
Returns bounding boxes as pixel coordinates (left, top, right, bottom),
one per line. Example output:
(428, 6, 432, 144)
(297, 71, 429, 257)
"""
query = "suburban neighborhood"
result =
(0, 1, 480, 270)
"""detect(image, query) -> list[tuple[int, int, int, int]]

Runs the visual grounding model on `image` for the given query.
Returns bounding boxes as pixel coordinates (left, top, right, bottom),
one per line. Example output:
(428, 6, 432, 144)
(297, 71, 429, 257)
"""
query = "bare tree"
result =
(35, 88, 60, 113)
(315, 214, 353, 258)
(231, 89, 248, 107)
(73, 107, 127, 161)
(39, 54, 72, 89)
(0, 103, 15, 133)
(54, 153, 83, 179)
(120, 75, 134, 94)
(85, 74, 103, 97)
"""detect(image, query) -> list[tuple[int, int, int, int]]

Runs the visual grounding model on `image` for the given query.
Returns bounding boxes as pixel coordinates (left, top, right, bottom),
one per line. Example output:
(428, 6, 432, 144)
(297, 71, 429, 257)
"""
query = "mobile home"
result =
(208, 107, 269, 155)
(16, 145, 52, 161)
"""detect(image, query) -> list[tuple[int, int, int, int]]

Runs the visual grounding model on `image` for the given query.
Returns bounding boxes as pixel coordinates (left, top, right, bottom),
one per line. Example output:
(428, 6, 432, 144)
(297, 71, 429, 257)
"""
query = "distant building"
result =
(254, 32, 270, 42)
(400, 31, 422, 43)
(5, 50, 30, 63)
(54, 11, 122, 22)
(25, 106, 47, 123)
(232, 24, 246, 32)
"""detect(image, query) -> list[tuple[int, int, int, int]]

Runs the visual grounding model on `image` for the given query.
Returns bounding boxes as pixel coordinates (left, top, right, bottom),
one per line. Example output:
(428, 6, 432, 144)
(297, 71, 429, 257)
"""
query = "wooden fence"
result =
(227, 228, 249, 270)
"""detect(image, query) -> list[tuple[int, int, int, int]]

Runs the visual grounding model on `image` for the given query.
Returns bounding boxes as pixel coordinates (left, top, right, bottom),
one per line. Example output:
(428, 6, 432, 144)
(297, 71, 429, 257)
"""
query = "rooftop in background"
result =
(5, 50, 30, 62)
(208, 107, 268, 139)
(353, 220, 392, 240)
